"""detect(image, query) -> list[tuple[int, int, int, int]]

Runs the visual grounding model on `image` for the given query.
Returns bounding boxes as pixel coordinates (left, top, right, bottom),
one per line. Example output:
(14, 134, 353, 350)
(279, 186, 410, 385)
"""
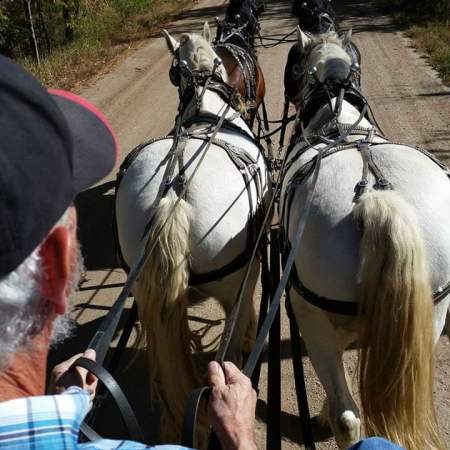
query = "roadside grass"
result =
(21, 0, 192, 90)
(406, 23, 450, 83)
(372, 1, 450, 83)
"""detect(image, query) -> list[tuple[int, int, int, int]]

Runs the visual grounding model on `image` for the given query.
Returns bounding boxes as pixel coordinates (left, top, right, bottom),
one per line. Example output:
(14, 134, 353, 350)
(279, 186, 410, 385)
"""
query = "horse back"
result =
(282, 142, 450, 303)
(115, 135, 270, 275)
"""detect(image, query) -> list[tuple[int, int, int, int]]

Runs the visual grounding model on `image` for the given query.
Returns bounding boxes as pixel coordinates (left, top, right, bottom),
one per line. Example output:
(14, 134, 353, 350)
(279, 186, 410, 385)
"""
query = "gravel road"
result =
(49, 0, 450, 448)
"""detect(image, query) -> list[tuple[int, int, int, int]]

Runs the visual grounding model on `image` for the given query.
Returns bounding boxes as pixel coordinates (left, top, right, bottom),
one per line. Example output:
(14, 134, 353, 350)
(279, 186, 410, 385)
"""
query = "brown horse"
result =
(213, 0, 266, 127)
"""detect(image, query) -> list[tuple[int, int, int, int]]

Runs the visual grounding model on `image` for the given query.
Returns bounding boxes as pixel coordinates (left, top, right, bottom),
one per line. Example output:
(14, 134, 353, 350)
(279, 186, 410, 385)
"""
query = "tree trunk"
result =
(62, 0, 74, 42)
(23, 0, 40, 65)
(35, 0, 51, 54)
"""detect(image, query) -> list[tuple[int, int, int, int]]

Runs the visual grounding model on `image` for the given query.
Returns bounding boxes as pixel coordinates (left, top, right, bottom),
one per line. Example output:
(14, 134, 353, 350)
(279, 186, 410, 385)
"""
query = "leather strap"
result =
(181, 386, 210, 448)
(285, 296, 315, 450)
(73, 357, 144, 443)
(291, 262, 450, 316)
(80, 422, 102, 442)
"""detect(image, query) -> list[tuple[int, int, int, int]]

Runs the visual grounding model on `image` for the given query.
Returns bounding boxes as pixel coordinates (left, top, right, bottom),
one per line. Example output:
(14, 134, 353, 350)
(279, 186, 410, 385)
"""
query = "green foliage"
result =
(0, 1, 30, 57)
(0, 0, 159, 59)
(112, 0, 154, 16)
(408, 23, 450, 81)
(5, 0, 190, 89)
(375, 0, 449, 23)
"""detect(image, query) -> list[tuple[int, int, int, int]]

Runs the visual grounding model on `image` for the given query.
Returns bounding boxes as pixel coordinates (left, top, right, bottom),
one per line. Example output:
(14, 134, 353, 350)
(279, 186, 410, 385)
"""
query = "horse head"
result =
(222, 0, 262, 44)
(294, 27, 352, 100)
(292, 0, 337, 34)
(163, 24, 228, 92)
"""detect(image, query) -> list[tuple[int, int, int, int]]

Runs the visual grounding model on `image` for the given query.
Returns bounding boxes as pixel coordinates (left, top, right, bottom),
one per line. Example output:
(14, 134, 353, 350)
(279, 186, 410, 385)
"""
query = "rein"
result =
(181, 92, 373, 450)
(255, 29, 297, 48)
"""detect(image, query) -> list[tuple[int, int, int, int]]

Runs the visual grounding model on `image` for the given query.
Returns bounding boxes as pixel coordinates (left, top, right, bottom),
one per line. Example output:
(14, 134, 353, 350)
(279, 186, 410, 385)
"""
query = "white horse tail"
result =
(354, 190, 442, 450)
(134, 197, 200, 442)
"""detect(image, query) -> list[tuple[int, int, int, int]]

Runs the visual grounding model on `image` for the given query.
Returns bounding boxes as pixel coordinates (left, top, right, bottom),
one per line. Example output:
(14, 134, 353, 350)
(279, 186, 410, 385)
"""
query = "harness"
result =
(116, 53, 268, 284)
(214, 2, 260, 109)
(215, 42, 258, 105)
(282, 92, 450, 315)
(292, 0, 337, 33)
(113, 133, 263, 285)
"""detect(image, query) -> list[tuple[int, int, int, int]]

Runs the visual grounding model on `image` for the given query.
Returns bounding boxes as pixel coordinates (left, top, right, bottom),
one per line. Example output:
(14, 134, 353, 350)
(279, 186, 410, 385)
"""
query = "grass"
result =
(372, 1, 450, 83)
(406, 23, 450, 82)
(21, 0, 192, 90)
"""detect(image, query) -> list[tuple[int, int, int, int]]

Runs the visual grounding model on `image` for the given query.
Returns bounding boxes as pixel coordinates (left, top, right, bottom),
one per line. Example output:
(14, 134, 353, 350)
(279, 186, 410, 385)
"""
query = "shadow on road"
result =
(75, 180, 120, 271)
(256, 398, 334, 445)
(335, 0, 398, 34)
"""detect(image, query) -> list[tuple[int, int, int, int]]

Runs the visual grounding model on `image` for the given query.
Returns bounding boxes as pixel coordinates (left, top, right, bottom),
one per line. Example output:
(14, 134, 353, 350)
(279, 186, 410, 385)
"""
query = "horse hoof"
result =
(335, 410, 360, 449)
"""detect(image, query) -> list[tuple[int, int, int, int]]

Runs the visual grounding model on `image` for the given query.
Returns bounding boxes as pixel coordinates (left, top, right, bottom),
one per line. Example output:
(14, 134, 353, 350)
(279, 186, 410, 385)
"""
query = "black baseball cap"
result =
(0, 55, 119, 278)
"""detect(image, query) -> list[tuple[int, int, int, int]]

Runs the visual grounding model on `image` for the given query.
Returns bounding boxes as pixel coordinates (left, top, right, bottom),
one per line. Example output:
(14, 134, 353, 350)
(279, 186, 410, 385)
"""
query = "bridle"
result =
(294, 0, 337, 34)
(293, 37, 361, 119)
(168, 52, 243, 115)
(215, 0, 262, 50)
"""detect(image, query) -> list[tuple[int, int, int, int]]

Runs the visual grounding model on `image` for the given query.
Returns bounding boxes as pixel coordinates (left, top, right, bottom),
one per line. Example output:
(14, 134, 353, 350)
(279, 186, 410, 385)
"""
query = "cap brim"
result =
(49, 89, 119, 192)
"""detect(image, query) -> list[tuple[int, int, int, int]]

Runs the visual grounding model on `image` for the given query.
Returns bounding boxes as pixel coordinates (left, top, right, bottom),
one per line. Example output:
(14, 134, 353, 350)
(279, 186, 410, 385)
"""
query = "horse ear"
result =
(203, 21, 212, 43)
(162, 29, 179, 55)
(296, 26, 311, 51)
(342, 28, 352, 46)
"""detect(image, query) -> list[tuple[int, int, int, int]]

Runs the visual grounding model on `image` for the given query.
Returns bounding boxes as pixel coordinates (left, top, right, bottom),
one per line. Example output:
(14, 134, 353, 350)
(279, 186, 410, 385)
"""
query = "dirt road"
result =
(50, 0, 450, 448)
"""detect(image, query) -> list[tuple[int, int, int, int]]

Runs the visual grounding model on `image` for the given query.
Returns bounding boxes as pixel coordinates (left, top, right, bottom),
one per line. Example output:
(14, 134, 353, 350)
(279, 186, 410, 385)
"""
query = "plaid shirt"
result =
(0, 387, 191, 450)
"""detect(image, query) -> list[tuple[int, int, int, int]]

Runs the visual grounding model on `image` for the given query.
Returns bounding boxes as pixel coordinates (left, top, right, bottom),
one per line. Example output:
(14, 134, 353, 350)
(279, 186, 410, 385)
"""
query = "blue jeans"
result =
(349, 438, 404, 449)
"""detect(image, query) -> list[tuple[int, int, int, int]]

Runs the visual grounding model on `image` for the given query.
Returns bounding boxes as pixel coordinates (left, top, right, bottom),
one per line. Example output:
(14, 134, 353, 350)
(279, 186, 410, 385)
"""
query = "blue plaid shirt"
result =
(0, 387, 191, 450)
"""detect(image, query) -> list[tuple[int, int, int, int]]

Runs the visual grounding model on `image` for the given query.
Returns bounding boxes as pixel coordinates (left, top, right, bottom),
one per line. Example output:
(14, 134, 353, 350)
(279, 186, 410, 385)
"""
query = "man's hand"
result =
(208, 361, 257, 450)
(49, 349, 98, 401)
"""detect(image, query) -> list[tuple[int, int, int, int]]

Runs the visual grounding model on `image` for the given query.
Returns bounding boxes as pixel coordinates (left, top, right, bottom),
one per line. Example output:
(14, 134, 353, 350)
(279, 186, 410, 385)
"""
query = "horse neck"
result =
(305, 98, 373, 135)
(182, 89, 251, 135)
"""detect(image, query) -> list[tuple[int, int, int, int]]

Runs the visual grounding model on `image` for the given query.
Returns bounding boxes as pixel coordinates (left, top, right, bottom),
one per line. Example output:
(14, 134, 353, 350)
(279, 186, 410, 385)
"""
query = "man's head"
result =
(0, 55, 119, 369)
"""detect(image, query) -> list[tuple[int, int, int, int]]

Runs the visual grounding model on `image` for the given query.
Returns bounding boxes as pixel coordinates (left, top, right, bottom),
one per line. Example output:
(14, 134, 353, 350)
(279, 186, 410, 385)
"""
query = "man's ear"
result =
(40, 226, 71, 315)
(162, 29, 179, 55)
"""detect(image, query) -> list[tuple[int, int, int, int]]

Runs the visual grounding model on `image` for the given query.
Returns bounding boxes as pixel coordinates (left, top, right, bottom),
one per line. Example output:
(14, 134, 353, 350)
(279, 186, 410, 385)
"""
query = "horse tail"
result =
(354, 190, 442, 450)
(134, 196, 199, 441)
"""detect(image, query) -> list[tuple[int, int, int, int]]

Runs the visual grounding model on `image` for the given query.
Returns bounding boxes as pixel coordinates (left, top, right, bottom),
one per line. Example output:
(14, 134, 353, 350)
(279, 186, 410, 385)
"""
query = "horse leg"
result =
(446, 309, 450, 340)
(433, 293, 450, 342)
(289, 290, 361, 449)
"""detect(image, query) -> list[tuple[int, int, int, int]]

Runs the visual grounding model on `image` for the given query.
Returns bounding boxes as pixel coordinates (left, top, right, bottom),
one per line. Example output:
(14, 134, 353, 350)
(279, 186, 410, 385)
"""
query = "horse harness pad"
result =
(114, 131, 265, 286)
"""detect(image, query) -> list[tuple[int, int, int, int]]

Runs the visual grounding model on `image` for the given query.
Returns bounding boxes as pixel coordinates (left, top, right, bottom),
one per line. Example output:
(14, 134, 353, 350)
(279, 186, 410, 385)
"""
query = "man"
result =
(0, 54, 257, 450)
(0, 55, 402, 450)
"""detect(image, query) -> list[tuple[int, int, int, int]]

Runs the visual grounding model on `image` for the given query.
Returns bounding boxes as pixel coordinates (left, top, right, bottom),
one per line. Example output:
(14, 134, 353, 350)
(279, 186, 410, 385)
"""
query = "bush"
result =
(375, 0, 449, 23)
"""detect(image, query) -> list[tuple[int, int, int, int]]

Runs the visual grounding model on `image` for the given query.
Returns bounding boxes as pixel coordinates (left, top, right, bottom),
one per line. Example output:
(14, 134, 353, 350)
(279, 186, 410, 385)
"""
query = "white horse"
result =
(281, 27, 450, 450)
(115, 24, 270, 442)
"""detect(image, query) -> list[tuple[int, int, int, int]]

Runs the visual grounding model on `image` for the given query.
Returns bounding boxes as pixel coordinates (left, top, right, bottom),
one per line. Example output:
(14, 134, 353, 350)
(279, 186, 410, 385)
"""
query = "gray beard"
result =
(51, 243, 85, 346)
